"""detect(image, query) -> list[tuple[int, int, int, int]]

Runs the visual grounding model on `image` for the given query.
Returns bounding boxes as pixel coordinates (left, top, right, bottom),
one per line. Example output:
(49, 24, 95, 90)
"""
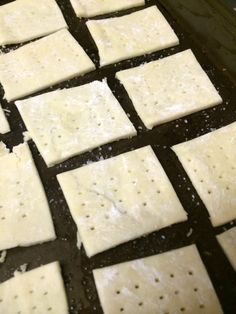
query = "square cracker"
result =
(0, 0, 67, 46)
(16, 79, 137, 167)
(70, 0, 145, 17)
(0, 105, 10, 134)
(116, 49, 222, 129)
(0, 142, 9, 157)
(57, 146, 187, 257)
(172, 122, 236, 227)
(0, 142, 56, 251)
(86, 6, 179, 66)
(0, 29, 95, 101)
(217, 227, 236, 271)
(0, 262, 68, 314)
(93, 244, 223, 314)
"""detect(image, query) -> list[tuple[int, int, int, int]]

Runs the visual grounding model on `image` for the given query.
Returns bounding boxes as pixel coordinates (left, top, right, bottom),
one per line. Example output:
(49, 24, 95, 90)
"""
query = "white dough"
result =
(0, 142, 9, 156)
(116, 49, 222, 129)
(57, 146, 187, 257)
(0, 29, 95, 101)
(0, 105, 10, 134)
(0, 250, 6, 263)
(0, 0, 67, 45)
(16, 79, 136, 167)
(0, 142, 56, 251)
(70, 0, 145, 17)
(217, 227, 236, 271)
(86, 6, 179, 66)
(0, 262, 69, 314)
(93, 244, 223, 314)
(172, 122, 236, 226)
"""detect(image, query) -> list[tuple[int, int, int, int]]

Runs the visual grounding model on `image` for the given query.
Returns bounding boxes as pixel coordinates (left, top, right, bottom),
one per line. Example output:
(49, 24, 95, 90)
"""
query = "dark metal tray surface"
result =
(0, 0, 236, 313)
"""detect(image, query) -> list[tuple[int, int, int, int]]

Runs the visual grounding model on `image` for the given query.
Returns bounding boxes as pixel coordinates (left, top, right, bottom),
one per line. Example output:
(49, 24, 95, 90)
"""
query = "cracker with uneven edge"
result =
(57, 146, 187, 257)
(0, 0, 67, 46)
(0, 105, 9, 134)
(86, 6, 179, 66)
(116, 49, 222, 129)
(0, 29, 95, 101)
(16, 80, 137, 167)
(70, 0, 145, 17)
(93, 244, 223, 314)
(172, 122, 236, 226)
(217, 227, 236, 271)
(0, 262, 68, 314)
(0, 143, 56, 251)
(0, 142, 9, 157)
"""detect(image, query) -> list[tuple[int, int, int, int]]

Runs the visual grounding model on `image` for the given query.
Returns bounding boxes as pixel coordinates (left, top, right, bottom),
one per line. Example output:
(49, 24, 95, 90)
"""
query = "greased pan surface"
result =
(0, 0, 235, 313)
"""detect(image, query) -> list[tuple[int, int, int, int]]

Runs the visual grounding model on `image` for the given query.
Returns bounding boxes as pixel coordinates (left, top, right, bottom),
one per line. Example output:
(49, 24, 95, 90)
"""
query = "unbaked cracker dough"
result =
(0, 0, 67, 46)
(16, 79, 137, 167)
(172, 122, 236, 227)
(93, 244, 223, 314)
(0, 142, 56, 251)
(116, 49, 222, 129)
(0, 142, 9, 157)
(57, 146, 187, 257)
(86, 6, 179, 66)
(0, 262, 68, 314)
(217, 227, 236, 271)
(0, 250, 6, 263)
(0, 29, 95, 101)
(0, 105, 10, 134)
(70, 0, 145, 17)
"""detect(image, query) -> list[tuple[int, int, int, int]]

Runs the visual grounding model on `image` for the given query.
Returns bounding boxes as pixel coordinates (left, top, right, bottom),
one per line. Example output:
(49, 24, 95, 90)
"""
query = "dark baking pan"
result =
(0, 0, 235, 313)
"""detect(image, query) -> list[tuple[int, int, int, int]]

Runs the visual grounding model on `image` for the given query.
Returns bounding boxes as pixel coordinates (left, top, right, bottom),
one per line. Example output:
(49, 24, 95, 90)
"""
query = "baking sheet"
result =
(0, 0, 236, 313)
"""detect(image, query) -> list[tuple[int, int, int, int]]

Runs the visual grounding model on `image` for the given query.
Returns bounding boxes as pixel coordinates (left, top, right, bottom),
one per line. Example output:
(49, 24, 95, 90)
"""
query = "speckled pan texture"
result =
(0, 0, 235, 313)
(0, 104, 10, 134)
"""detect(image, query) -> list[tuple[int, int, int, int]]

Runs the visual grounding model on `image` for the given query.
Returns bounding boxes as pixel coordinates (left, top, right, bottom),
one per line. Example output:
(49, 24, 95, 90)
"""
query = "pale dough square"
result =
(116, 49, 222, 129)
(16, 79, 137, 167)
(172, 122, 236, 227)
(0, 142, 56, 251)
(93, 244, 223, 314)
(86, 6, 179, 66)
(0, 29, 95, 101)
(0, 0, 67, 46)
(0, 142, 9, 157)
(0, 262, 68, 314)
(70, 0, 145, 17)
(217, 227, 236, 271)
(0, 105, 10, 134)
(57, 146, 187, 257)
